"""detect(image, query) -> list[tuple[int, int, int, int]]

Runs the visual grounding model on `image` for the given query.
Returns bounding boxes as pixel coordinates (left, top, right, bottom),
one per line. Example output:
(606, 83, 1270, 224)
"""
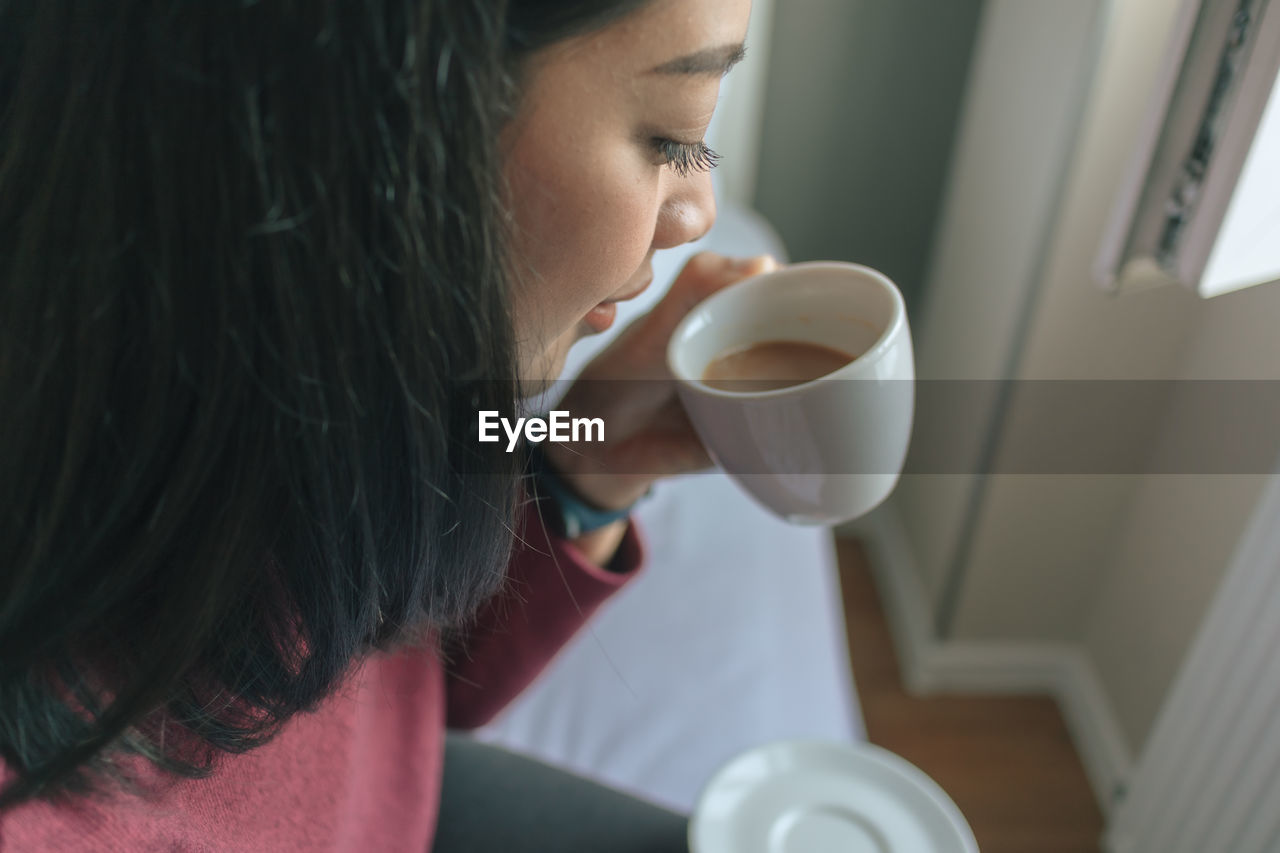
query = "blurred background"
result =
(488, 2, 1280, 851)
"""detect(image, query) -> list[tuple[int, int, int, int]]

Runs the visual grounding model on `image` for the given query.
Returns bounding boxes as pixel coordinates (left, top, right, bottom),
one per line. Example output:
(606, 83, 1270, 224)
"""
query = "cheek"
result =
(507, 143, 658, 323)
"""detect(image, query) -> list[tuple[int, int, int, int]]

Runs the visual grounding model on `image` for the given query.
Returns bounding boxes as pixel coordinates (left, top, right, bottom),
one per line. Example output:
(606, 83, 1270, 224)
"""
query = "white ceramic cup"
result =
(666, 262, 915, 525)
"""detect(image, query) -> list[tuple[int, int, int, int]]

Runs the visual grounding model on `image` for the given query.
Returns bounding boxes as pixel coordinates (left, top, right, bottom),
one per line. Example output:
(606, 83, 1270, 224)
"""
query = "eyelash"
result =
(654, 138, 722, 177)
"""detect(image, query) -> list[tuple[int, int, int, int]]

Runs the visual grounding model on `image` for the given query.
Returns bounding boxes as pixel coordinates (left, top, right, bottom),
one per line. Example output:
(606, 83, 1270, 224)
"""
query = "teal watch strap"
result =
(528, 446, 636, 538)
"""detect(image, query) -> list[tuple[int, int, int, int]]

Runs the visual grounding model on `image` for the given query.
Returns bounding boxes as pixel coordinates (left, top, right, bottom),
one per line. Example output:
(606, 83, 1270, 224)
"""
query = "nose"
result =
(652, 169, 717, 250)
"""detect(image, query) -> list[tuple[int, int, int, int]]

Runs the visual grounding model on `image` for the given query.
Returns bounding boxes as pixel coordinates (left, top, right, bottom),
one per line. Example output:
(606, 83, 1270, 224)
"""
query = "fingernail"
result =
(732, 255, 776, 273)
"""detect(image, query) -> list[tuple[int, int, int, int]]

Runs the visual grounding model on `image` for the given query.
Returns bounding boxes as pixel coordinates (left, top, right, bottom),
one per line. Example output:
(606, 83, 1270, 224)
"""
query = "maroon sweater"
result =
(0, 508, 643, 851)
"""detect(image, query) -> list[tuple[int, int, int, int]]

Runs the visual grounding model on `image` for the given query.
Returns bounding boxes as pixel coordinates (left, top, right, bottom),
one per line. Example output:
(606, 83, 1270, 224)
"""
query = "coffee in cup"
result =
(666, 262, 915, 525)
(701, 340, 863, 393)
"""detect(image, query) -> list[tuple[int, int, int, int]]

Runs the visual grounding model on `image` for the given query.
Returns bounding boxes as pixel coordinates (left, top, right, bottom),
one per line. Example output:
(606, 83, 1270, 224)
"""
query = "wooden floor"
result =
(837, 537, 1105, 853)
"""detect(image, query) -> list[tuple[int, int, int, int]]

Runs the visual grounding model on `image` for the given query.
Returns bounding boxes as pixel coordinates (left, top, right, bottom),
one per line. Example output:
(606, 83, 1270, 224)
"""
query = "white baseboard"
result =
(846, 503, 1134, 817)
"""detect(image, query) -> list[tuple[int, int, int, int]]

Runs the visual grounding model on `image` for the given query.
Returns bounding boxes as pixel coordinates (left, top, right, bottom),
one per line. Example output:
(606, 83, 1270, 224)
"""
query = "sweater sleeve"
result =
(442, 504, 645, 729)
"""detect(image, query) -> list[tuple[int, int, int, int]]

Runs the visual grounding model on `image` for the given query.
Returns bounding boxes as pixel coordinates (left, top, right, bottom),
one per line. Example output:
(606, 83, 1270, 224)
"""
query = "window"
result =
(1098, 0, 1280, 298)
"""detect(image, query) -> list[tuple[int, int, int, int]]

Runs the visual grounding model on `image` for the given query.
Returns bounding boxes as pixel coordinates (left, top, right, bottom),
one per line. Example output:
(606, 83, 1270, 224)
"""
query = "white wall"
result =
(751, 0, 984, 317)
(880, 0, 1280, 760)
(706, 0, 774, 210)
(1081, 279, 1280, 746)
(893, 0, 1114, 616)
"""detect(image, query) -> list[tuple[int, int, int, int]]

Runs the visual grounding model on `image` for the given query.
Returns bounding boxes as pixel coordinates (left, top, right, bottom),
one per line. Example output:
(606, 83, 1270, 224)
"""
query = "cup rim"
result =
(665, 261, 906, 400)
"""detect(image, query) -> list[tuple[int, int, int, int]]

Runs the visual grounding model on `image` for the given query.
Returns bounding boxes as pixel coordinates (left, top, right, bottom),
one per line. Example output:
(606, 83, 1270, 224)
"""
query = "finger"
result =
(624, 431, 714, 478)
(732, 253, 780, 277)
(659, 252, 779, 322)
(640, 401, 715, 473)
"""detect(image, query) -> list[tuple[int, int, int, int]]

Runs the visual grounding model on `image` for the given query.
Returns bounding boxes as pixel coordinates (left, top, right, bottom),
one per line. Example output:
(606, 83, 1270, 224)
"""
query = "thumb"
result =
(660, 252, 780, 322)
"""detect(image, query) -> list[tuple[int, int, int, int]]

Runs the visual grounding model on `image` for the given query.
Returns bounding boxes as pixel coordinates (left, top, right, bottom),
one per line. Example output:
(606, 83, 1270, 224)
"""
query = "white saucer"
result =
(689, 741, 978, 853)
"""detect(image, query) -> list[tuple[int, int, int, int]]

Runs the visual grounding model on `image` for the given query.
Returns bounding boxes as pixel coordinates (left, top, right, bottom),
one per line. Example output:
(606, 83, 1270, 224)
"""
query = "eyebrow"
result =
(647, 43, 748, 77)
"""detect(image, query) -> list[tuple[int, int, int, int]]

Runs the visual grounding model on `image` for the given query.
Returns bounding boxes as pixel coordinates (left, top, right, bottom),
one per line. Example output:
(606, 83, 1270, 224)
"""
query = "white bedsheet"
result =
(476, 203, 864, 813)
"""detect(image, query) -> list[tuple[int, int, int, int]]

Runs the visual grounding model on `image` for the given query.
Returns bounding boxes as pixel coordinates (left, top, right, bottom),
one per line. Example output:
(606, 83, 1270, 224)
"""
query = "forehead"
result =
(539, 0, 751, 78)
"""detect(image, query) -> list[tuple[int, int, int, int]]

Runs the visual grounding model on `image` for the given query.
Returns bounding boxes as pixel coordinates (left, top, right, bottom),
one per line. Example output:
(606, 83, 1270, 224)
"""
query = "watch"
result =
(527, 445, 638, 538)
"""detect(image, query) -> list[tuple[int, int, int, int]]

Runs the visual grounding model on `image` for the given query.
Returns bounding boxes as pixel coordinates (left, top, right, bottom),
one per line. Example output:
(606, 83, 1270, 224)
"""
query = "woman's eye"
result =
(653, 138, 721, 177)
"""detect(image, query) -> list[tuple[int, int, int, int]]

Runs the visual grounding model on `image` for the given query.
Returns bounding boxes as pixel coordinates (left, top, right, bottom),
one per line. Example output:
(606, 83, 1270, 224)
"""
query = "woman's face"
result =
(503, 0, 753, 383)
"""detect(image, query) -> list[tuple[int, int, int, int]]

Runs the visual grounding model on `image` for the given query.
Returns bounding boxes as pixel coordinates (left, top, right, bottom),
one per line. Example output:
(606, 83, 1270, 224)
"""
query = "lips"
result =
(602, 270, 655, 304)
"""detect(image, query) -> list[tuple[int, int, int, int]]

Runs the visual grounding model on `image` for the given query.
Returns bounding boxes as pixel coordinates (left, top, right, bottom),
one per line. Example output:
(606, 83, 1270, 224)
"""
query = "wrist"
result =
(570, 519, 630, 569)
(541, 443, 653, 511)
(528, 445, 644, 539)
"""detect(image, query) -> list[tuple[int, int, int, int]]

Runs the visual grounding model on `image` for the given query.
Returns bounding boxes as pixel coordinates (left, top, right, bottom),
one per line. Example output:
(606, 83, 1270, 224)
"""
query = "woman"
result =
(0, 0, 767, 849)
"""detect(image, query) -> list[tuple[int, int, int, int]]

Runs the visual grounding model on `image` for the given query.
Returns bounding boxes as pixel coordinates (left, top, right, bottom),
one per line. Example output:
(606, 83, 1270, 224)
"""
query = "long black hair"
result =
(0, 0, 648, 808)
